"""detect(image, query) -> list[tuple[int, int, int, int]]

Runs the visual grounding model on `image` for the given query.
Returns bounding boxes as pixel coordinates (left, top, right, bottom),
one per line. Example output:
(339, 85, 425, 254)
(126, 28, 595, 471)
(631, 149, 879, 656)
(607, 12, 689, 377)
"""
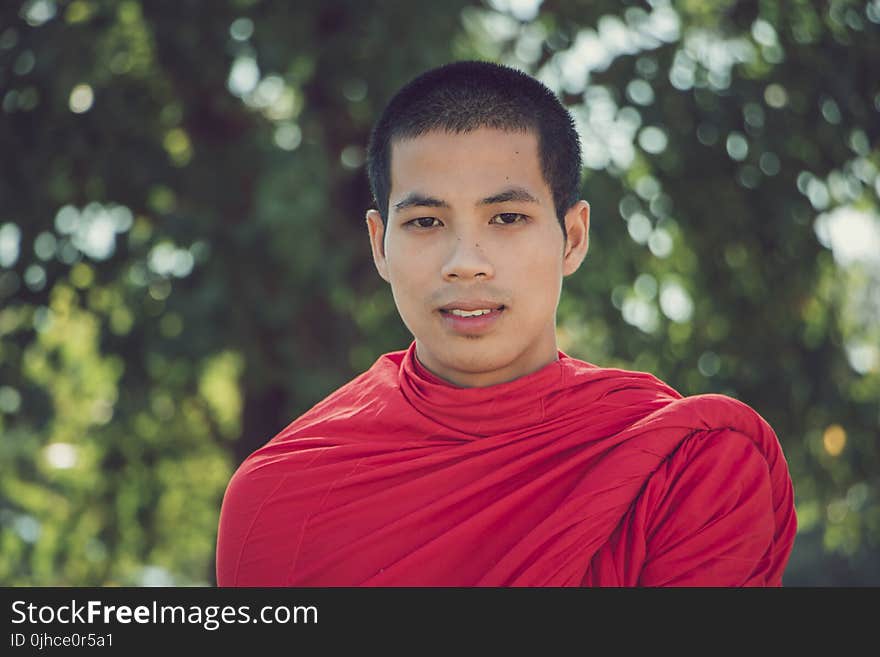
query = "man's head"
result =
(366, 60, 583, 232)
(364, 61, 590, 388)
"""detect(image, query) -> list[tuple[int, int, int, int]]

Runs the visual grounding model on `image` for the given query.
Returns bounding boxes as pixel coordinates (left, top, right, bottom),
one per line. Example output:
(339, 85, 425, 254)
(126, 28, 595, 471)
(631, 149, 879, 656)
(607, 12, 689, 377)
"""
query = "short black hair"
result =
(366, 60, 583, 236)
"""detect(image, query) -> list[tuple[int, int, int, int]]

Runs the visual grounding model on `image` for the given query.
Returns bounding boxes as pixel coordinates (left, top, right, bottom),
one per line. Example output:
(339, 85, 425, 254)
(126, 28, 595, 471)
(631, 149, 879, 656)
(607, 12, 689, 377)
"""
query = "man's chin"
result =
(419, 342, 510, 375)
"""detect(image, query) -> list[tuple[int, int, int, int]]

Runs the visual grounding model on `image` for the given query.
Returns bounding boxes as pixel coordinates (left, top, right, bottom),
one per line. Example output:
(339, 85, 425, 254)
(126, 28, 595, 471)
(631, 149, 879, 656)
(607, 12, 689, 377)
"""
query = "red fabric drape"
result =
(216, 342, 797, 586)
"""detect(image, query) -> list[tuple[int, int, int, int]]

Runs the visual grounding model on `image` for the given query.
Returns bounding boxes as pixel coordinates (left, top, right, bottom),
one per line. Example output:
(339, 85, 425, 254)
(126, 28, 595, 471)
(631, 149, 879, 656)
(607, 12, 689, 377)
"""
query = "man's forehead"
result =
(388, 128, 549, 211)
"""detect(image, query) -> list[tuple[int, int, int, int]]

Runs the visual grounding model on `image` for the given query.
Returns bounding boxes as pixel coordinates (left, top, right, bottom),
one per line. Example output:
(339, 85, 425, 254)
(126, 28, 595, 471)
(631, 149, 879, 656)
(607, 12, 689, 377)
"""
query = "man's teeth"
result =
(449, 308, 495, 317)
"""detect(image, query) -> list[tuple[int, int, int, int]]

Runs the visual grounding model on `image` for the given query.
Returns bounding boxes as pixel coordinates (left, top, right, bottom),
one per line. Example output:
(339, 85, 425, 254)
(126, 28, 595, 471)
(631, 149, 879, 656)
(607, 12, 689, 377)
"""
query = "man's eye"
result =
(492, 213, 527, 225)
(407, 217, 441, 228)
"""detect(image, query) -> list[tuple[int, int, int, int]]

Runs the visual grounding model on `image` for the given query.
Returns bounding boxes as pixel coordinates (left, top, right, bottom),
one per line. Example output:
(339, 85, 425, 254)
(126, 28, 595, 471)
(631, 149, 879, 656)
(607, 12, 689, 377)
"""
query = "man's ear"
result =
(562, 200, 590, 277)
(365, 209, 390, 283)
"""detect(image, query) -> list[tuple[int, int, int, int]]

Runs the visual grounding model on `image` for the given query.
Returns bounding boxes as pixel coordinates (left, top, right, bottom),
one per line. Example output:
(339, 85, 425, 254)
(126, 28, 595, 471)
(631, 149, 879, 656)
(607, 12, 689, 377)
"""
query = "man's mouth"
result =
(438, 305, 506, 334)
(440, 305, 505, 318)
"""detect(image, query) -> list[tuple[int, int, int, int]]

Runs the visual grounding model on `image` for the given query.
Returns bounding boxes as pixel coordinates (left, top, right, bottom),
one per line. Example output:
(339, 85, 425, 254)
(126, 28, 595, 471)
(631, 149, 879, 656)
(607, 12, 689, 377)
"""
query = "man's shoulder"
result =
(561, 357, 770, 433)
(645, 392, 776, 439)
(622, 391, 790, 483)
(557, 355, 684, 408)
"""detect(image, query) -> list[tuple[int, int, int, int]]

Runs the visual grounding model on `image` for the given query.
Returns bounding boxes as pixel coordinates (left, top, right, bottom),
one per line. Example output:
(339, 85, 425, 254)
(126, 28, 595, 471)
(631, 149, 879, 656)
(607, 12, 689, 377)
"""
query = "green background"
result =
(1, 0, 878, 586)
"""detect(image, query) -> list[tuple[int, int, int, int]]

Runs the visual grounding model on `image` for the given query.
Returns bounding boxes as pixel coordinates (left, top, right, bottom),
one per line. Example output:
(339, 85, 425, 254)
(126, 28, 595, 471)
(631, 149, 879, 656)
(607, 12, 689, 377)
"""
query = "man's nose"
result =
(440, 237, 495, 280)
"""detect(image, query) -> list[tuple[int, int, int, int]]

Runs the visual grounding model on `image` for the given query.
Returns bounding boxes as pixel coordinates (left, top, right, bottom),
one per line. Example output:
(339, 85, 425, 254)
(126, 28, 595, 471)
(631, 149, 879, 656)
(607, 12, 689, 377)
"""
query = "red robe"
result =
(216, 342, 797, 586)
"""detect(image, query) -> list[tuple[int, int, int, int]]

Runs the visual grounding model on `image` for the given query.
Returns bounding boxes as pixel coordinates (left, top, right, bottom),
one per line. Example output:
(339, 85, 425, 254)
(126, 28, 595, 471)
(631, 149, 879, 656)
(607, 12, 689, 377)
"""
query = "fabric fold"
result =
(216, 341, 797, 586)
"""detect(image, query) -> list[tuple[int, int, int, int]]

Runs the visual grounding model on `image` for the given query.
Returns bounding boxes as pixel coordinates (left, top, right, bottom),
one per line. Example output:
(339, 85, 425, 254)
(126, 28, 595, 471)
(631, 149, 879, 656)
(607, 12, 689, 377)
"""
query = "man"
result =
(216, 61, 797, 586)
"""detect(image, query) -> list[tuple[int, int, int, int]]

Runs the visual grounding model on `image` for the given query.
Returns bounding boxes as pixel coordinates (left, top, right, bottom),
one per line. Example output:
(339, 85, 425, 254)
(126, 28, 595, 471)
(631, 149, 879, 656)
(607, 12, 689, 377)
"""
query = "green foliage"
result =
(1, 0, 878, 585)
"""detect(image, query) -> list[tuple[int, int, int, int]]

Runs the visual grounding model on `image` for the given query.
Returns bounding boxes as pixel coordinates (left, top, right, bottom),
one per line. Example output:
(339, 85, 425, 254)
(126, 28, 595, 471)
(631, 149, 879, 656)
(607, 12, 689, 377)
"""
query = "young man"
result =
(216, 61, 797, 586)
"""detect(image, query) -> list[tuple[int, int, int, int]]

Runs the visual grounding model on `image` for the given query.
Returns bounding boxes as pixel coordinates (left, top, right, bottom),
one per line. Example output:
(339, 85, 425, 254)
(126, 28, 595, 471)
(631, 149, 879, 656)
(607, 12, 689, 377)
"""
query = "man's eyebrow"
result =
(478, 186, 540, 206)
(393, 193, 450, 212)
(392, 186, 540, 213)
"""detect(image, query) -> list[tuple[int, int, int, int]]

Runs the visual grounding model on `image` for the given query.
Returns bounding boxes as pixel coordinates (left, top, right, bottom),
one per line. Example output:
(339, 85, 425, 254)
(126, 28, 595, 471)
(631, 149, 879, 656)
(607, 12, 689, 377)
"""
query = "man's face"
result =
(366, 127, 589, 388)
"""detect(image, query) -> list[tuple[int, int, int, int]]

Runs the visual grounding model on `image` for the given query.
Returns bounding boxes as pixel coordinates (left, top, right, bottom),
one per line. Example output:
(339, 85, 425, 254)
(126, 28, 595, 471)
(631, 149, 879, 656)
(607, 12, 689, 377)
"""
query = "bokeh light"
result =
(68, 83, 93, 113)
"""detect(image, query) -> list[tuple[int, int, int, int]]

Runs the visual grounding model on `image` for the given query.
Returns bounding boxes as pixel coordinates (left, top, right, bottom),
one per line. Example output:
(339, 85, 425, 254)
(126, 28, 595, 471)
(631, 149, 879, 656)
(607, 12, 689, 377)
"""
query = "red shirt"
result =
(216, 342, 797, 586)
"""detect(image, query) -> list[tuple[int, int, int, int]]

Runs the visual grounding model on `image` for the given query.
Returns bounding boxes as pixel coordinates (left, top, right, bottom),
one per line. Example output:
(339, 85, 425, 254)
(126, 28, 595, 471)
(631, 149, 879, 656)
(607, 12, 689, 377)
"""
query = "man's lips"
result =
(439, 306, 506, 315)
(438, 305, 505, 334)
(438, 300, 506, 312)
